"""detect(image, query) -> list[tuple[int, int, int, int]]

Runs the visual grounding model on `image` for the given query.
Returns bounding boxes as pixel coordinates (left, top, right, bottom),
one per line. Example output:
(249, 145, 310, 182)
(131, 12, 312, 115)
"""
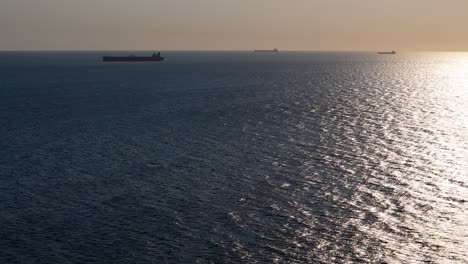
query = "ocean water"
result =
(0, 51, 467, 263)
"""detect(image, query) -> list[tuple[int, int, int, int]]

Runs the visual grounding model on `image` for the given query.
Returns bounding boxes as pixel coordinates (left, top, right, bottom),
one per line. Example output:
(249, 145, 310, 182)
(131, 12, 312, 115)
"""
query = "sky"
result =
(1, 0, 468, 51)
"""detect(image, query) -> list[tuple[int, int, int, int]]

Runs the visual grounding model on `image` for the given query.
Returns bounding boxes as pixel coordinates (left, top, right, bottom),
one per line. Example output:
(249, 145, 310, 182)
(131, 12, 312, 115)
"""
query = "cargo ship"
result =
(103, 52, 164, 62)
(378, 51, 396, 55)
(254, 49, 279, 52)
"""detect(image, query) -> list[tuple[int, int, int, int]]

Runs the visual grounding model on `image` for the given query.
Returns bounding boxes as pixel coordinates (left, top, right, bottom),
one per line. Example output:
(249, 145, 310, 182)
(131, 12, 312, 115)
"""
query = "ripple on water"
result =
(0, 52, 467, 263)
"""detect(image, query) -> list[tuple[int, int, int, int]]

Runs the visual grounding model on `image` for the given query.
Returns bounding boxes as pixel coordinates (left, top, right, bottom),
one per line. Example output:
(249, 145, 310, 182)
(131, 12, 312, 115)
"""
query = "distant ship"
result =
(254, 49, 279, 53)
(103, 52, 164, 62)
(378, 51, 396, 55)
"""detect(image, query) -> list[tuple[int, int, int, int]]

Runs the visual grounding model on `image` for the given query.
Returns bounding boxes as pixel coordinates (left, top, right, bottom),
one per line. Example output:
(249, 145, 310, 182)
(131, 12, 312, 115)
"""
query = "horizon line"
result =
(1, 49, 468, 53)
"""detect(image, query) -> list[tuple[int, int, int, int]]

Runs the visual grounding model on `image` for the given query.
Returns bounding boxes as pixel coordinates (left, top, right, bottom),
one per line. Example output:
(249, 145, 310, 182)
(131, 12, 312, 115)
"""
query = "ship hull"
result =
(254, 50, 278, 53)
(103, 56, 164, 62)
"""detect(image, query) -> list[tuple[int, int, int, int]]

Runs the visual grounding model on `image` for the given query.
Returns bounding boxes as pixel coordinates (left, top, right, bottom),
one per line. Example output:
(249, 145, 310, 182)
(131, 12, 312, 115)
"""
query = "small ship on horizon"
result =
(254, 49, 279, 53)
(103, 51, 164, 62)
(378, 51, 396, 55)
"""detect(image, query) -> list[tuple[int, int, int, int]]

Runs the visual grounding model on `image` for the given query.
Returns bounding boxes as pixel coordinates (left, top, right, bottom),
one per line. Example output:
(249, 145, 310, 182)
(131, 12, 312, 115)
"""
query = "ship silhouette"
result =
(103, 51, 164, 62)
(254, 49, 279, 53)
(378, 51, 396, 55)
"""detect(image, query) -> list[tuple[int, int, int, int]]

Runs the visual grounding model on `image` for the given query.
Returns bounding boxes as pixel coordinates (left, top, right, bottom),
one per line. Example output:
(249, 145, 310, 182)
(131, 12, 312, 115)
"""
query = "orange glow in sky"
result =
(1, 0, 467, 51)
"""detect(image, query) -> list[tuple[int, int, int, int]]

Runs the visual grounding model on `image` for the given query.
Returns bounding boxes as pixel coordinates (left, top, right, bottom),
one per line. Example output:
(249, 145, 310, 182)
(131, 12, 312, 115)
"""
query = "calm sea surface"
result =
(0, 51, 467, 263)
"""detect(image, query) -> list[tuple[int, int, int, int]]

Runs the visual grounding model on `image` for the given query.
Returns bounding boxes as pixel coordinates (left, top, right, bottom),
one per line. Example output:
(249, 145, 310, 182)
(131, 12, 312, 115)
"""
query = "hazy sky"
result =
(1, 0, 468, 51)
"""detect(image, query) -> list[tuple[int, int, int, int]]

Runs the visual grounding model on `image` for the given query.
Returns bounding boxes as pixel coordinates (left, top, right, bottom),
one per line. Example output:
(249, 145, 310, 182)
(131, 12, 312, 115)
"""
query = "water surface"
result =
(0, 51, 467, 263)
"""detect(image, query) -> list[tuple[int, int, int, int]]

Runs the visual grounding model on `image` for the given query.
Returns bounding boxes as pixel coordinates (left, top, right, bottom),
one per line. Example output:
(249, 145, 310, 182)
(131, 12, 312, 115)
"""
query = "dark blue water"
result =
(1, 51, 467, 263)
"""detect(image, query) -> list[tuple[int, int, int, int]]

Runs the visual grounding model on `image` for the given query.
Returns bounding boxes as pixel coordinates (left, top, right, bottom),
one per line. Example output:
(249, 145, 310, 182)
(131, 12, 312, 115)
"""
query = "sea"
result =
(0, 51, 467, 263)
